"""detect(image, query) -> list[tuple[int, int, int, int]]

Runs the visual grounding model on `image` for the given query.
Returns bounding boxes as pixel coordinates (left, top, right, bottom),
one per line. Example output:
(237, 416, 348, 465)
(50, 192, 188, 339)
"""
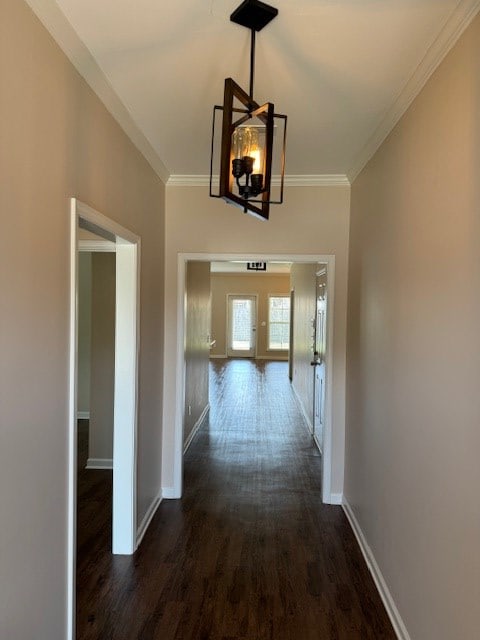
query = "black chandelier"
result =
(209, 0, 287, 221)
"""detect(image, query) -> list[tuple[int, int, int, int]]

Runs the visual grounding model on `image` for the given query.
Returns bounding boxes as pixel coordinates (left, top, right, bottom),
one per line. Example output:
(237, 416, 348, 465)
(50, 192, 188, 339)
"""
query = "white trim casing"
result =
(167, 256, 189, 500)
(322, 257, 335, 504)
(343, 499, 411, 640)
(68, 198, 141, 640)
(184, 404, 210, 454)
(172, 253, 339, 507)
(78, 239, 116, 252)
(112, 242, 140, 555)
(67, 200, 78, 640)
(85, 458, 113, 470)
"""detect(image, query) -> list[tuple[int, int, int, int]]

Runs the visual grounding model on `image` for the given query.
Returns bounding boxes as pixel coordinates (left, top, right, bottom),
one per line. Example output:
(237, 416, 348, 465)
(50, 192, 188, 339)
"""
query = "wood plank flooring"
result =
(76, 359, 395, 639)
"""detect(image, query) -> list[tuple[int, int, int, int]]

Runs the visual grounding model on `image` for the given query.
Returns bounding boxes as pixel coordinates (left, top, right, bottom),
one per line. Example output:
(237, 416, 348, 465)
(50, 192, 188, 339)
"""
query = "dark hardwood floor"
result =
(76, 359, 395, 639)
(77, 420, 112, 563)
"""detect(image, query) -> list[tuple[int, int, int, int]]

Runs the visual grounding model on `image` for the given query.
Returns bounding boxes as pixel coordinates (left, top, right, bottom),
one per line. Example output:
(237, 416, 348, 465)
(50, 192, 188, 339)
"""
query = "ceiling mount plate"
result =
(230, 0, 278, 32)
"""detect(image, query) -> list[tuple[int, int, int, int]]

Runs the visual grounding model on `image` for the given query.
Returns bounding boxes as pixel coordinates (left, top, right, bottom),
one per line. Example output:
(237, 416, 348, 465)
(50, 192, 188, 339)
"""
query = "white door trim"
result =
(68, 198, 140, 640)
(173, 253, 337, 505)
(313, 266, 334, 501)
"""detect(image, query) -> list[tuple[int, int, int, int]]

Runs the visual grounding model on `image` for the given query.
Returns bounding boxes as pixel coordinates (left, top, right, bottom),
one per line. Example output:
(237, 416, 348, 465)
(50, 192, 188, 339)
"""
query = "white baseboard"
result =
(313, 433, 323, 455)
(184, 404, 209, 453)
(85, 457, 113, 470)
(136, 493, 162, 549)
(327, 492, 343, 505)
(209, 354, 227, 359)
(343, 499, 411, 640)
(162, 487, 180, 499)
(77, 411, 90, 419)
(291, 383, 314, 435)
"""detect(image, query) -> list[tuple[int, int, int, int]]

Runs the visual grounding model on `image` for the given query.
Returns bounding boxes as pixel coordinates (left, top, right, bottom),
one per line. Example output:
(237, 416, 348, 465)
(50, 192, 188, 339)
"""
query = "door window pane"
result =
(232, 299, 252, 350)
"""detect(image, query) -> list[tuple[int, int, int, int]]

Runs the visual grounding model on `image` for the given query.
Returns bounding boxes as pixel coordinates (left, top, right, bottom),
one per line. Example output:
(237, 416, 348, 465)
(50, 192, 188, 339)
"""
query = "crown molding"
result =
(167, 175, 216, 187)
(348, 0, 480, 182)
(167, 174, 350, 188)
(24, 0, 170, 184)
(283, 175, 350, 187)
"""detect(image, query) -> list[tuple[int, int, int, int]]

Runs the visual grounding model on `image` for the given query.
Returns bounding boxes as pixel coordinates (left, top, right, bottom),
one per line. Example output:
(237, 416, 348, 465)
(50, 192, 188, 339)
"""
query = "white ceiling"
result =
(27, 0, 479, 181)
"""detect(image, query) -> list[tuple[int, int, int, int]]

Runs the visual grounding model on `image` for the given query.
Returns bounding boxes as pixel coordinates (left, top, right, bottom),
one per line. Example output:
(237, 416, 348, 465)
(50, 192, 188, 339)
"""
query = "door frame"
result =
(288, 289, 295, 381)
(226, 293, 258, 357)
(173, 253, 336, 505)
(68, 199, 140, 640)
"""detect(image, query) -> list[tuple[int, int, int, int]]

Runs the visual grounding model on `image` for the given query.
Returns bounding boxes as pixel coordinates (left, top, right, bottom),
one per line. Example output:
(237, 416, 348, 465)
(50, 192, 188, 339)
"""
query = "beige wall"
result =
(88, 252, 116, 463)
(0, 1, 165, 637)
(346, 14, 480, 640)
(211, 273, 290, 359)
(290, 264, 318, 427)
(184, 261, 211, 446)
(77, 252, 92, 414)
(164, 185, 350, 498)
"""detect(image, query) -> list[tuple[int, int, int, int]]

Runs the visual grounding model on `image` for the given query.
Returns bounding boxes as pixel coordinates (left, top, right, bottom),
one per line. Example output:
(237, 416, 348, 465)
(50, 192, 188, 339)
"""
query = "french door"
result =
(227, 295, 257, 358)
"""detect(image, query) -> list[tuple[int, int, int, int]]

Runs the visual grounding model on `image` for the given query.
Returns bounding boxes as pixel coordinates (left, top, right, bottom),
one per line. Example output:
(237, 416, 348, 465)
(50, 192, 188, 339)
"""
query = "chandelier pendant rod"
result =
(249, 28, 256, 100)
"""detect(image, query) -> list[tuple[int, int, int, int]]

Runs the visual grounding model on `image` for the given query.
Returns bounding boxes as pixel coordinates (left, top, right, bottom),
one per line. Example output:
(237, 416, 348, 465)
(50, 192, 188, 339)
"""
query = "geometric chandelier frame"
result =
(209, 0, 287, 221)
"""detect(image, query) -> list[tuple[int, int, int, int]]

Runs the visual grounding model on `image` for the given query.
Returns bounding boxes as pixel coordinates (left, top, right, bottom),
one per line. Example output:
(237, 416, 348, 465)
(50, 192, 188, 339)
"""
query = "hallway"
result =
(76, 359, 395, 639)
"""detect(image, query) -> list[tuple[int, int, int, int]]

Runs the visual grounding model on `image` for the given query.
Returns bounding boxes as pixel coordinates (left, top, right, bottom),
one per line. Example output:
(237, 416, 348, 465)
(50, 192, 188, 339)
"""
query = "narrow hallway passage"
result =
(76, 359, 395, 639)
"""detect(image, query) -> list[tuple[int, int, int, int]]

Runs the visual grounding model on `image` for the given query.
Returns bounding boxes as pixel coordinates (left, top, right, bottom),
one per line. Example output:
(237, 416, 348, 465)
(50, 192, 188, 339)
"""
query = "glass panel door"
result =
(227, 295, 256, 358)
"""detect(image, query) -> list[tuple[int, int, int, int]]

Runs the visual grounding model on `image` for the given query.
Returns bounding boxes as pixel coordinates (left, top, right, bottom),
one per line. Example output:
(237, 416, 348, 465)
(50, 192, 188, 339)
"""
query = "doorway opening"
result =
(174, 253, 336, 506)
(67, 199, 140, 640)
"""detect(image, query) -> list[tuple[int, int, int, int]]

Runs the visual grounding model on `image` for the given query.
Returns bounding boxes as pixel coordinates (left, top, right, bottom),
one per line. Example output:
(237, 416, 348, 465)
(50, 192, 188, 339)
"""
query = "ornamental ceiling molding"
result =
(167, 175, 350, 188)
